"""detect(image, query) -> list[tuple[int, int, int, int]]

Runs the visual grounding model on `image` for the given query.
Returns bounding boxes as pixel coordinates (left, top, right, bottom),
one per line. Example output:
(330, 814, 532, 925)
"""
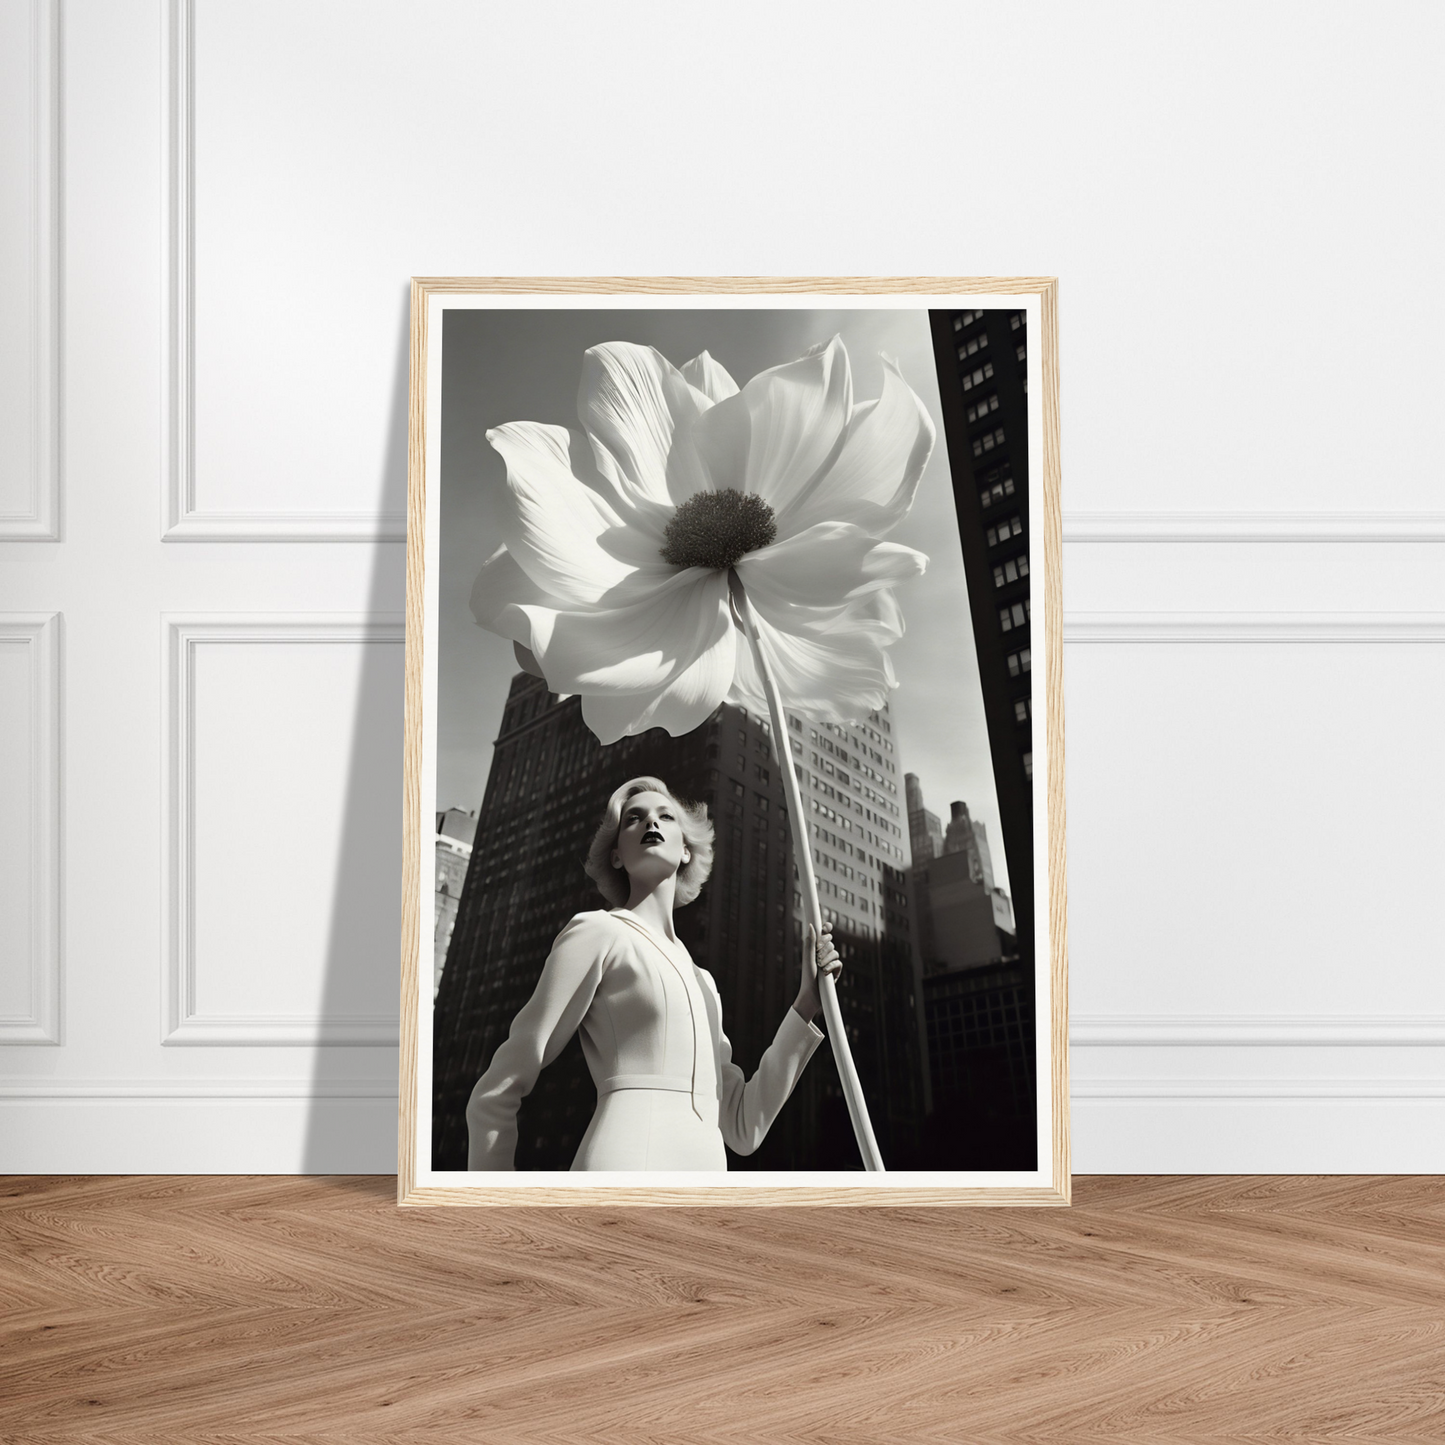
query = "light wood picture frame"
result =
(399, 278, 1066, 1206)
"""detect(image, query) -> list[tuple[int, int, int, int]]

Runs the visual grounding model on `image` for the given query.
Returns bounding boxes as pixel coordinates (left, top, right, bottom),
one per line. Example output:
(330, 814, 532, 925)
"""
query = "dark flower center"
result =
(660, 489, 777, 571)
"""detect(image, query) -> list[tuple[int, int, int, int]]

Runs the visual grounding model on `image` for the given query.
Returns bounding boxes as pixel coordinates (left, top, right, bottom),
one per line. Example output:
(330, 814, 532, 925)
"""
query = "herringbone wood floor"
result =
(2, 1175, 1442, 1443)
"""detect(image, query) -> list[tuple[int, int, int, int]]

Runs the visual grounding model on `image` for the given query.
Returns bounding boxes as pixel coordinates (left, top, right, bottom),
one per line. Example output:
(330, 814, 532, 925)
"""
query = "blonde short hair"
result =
(584, 776, 715, 908)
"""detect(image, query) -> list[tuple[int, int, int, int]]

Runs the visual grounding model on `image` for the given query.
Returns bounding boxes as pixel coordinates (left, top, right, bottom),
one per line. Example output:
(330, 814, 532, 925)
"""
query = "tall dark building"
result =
(912, 307, 1040, 1171)
(432, 673, 927, 1172)
(930, 306, 1035, 974)
(947, 305, 1033, 783)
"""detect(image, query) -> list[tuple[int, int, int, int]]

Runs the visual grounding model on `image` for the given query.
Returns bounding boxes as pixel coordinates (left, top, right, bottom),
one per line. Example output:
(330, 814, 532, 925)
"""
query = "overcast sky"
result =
(437, 307, 1010, 895)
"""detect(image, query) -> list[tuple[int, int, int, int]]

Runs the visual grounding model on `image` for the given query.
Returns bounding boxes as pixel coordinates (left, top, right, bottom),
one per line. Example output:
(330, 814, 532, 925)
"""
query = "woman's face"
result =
(612, 790, 690, 889)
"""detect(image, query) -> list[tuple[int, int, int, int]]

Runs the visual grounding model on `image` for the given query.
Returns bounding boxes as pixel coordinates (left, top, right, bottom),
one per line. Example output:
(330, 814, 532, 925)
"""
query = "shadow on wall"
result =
(301, 285, 409, 1173)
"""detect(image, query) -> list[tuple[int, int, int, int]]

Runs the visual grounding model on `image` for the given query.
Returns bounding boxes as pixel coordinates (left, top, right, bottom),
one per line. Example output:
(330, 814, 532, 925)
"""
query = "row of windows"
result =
(953, 310, 986, 331)
(999, 599, 1031, 633)
(973, 426, 1005, 458)
(988, 514, 1023, 547)
(810, 768, 900, 823)
(813, 718, 895, 759)
(961, 361, 993, 392)
(957, 330, 990, 362)
(979, 465, 1014, 510)
(966, 393, 999, 426)
(1007, 648, 1032, 677)
(993, 554, 1029, 588)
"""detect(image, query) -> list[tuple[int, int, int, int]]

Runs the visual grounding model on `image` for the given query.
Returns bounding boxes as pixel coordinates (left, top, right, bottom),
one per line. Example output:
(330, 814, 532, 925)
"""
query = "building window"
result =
(960, 362, 994, 392)
(1016, 343, 1026, 362)
(953, 309, 985, 331)
(789, 715, 801, 732)
(1014, 698, 1031, 723)
(979, 469, 1015, 510)
(986, 515, 1023, 547)
(956, 332, 990, 361)
(1007, 648, 1032, 677)
(992, 554, 1029, 588)
(1010, 312, 1025, 331)
(965, 394, 999, 425)
(1022, 751, 1033, 779)
(998, 600, 1029, 633)
(972, 427, 1005, 458)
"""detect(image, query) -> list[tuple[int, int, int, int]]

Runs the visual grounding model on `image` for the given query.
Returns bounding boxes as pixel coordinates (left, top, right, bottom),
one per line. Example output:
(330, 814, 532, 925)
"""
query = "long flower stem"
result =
(729, 573, 886, 1172)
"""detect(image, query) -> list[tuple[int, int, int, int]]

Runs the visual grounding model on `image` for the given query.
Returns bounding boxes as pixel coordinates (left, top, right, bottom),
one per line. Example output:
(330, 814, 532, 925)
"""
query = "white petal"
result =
(777, 353, 936, 539)
(580, 620, 736, 742)
(741, 600, 898, 723)
(681, 351, 740, 404)
(665, 392, 752, 504)
(503, 568, 731, 698)
(486, 422, 648, 606)
(470, 544, 563, 639)
(578, 342, 703, 511)
(738, 335, 853, 514)
(734, 522, 926, 612)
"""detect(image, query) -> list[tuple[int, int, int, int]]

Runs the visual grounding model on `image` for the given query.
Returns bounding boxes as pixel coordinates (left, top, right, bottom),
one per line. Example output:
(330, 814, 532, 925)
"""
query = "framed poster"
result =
(399, 279, 1066, 1205)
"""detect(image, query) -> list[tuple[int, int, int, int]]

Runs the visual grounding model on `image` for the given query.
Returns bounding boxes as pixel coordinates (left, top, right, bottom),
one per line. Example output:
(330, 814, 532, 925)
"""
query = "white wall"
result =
(1, 0, 1442, 1172)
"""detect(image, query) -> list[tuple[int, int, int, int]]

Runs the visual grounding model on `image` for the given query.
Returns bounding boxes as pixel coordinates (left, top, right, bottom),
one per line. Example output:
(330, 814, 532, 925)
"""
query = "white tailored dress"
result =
(465, 909, 825, 1170)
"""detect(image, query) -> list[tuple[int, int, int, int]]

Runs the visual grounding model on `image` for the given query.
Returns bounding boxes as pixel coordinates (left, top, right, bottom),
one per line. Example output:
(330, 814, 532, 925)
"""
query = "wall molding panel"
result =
(1, 0, 59, 541)
(0, 614, 61, 1044)
(162, 614, 404, 1046)
(0, 1077, 395, 1099)
(1064, 610, 1445, 645)
(1066, 609, 1445, 1087)
(1073, 1016, 1445, 1048)
(1074, 1077, 1445, 1100)
(1063, 512, 1445, 543)
(159, 0, 406, 544)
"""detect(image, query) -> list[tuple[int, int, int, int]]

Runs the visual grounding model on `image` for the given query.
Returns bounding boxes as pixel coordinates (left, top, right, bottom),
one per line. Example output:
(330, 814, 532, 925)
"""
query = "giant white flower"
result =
(471, 336, 935, 744)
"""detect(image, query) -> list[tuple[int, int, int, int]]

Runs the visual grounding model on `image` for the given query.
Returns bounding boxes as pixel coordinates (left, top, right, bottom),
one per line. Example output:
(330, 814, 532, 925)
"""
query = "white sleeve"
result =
(712, 985, 826, 1157)
(465, 914, 608, 1170)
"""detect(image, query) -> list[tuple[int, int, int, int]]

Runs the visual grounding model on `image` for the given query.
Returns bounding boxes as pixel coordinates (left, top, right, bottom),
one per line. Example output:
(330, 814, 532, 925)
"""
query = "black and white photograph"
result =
(404, 284, 1064, 1199)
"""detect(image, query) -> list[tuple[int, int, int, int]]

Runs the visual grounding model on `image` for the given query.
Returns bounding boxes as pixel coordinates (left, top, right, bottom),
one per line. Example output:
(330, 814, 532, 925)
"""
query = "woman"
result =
(466, 775, 841, 1170)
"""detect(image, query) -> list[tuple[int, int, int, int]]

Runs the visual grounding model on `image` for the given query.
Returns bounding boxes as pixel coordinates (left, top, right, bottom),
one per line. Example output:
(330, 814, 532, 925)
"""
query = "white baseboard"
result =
(5, 1087, 1440, 1174)
(0, 1094, 398, 1173)
(1072, 1094, 1445, 1173)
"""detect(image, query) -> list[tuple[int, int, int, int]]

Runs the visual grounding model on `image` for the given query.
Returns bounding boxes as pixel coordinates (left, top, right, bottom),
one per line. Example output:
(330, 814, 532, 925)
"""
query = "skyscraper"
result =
(787, 703, 928, 1155)
(943, 307, 1034, 789)
(929, 307, 1036, 982)
(434, 807, 477, 996)
(943, 800, 986, 883)
(432, 673, 928, 1171)
(903, 770, 1034, 1169)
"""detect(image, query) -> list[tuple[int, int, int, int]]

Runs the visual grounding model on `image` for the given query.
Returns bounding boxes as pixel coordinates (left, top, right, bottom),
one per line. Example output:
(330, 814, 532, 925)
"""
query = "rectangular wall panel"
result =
(1064, 613, 1445, 1169)
(163, 616, 404, 1044)
(161, 0, 406, 540)
(0, 614, 60, 1042)
(1065, 614, 1445, 1027)
(0, 0, 58, 539)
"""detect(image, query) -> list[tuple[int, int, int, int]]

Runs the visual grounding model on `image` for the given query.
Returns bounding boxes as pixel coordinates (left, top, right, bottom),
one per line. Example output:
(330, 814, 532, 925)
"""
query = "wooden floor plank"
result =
(2, 1176, 1443, 1444)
